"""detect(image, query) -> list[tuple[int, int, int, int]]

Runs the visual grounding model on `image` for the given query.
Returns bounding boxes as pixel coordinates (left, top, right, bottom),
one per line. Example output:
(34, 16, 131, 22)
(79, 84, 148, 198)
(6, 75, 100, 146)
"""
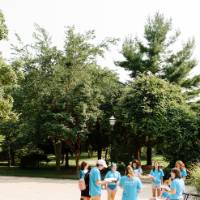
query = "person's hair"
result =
(176, 160, 185, 170)
(125, 165, 134, 178)
(132, 159, 141, 169)
(171, 168, 181, 179)
(153, 161, 161, 171)
(80, 161, 88, 170)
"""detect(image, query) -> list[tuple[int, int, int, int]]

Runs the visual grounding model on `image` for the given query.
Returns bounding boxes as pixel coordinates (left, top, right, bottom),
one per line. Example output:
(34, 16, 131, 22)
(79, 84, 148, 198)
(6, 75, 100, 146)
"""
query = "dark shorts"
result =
(107, 185, 117, 190)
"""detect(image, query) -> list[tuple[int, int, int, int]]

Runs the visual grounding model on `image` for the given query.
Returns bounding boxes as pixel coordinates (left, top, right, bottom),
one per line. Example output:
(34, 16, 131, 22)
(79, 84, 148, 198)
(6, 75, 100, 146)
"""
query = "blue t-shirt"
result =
(105, 170, 121, 190)
(79, 170, 84, 179)
(169, 178, 184, 200)
(150, 169, 164, 185)
(180, 169, 187, 178)
(89, 167, 101, 197)
(120, 176, 142, 200)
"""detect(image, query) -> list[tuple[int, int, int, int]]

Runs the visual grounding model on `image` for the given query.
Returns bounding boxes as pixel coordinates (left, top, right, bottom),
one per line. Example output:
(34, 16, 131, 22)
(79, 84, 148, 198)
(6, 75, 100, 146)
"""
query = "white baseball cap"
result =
(97, 159, 108, 168)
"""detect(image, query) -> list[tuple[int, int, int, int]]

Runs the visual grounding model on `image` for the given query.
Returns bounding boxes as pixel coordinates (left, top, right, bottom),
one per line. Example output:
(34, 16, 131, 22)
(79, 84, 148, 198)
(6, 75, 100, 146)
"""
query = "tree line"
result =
(0, 11, 200, 170)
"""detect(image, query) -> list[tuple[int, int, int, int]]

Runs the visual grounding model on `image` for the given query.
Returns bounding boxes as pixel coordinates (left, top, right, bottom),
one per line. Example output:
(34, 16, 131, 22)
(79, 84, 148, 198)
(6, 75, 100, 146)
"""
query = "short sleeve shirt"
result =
(89, 167, 101, 196)
(120, 176, 142, 200)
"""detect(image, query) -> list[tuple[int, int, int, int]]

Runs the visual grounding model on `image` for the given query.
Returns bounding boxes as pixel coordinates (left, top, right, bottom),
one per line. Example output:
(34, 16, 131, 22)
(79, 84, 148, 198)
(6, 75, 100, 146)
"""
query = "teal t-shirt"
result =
(150, 169, 164, 185)
(105, 170, 121, 189)
(89, 167, 101, 196)
(120, 176, 142, 200)
(169, 178, 184, 200)
(180, 169, 187, 178)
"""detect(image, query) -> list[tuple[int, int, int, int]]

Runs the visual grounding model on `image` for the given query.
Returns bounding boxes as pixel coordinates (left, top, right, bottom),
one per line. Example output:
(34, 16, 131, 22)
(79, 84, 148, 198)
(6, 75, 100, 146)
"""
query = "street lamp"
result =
(109, 115, 116, 127)
(109, 115, 116, 162)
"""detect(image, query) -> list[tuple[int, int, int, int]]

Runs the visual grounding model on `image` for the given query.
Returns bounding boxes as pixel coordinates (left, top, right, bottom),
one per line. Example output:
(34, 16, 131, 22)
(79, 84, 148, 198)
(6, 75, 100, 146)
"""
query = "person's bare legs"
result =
(107, 189, 116, 200)
(157, 188, 161, 197)
(152, 188, 156, 198)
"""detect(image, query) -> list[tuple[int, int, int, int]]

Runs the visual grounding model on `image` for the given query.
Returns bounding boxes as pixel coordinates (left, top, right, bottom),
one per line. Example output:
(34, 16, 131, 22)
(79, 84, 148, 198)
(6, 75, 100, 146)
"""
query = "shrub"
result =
(190, 164, 200, 192)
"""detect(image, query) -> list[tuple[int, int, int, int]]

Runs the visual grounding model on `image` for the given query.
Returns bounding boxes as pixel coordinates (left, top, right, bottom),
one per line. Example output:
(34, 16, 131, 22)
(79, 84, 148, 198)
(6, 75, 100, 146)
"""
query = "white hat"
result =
(97, 159, 108, 168)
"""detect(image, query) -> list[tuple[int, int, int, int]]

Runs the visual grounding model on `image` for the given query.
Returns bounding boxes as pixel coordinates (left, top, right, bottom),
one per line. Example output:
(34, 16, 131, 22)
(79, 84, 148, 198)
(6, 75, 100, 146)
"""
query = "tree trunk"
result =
(134, 145, 141, 160)
(75, 134, 81, 173)
(65, 152, 69, 168)
(54, 141, 62, 171)
(7, 140, 11, 167)
(11, 149, 15, 166)
(97, 147, 102, 159)
(146, 146, 152, 165)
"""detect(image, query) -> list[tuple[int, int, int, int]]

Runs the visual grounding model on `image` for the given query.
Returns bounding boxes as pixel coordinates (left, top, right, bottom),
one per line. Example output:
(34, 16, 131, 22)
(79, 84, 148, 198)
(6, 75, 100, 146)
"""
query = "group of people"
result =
(79, 159, 187, 200)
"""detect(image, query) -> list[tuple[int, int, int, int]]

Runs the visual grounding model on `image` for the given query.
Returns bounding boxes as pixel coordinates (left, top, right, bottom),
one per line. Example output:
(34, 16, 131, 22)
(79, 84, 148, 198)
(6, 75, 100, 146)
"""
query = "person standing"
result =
(89, 159, 108, 200)
(79, 161, 91, 200)
(175, 160, 187, 180)
(119, 165, 142, 200)
(149, 161, 164, 198)
(166, 168, 185, 200)
(131, 159, 143, 178)
(105, 163, 121, 200)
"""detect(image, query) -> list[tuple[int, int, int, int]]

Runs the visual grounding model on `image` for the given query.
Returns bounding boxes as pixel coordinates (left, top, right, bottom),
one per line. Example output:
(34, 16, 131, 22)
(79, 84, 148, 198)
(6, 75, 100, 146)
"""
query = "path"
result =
(0, 176, 194, 200)
(0, 176, 152, 200)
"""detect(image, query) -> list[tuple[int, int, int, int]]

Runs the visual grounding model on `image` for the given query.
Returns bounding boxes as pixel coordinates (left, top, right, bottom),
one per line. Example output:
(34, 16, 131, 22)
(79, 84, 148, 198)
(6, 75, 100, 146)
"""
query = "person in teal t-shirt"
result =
(105, 163, 121, 200)
(89, 159, 108, 200)
(131, 159, 143, 178)
(149, 161, 164, 198)
(175, 160, 187, 180)
(165, 168, 184, 200)
(119, 165, 142, 200)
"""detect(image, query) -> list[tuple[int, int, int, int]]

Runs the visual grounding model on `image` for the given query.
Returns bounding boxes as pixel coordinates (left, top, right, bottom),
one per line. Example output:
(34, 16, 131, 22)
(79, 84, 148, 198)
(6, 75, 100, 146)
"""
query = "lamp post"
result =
(109, 115, 116, 161)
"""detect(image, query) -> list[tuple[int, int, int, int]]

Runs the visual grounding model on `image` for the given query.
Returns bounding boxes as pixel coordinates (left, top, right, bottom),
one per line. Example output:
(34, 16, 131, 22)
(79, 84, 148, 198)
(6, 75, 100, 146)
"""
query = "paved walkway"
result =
(0, 176, 152, 200)
(0, 176, 194, 200)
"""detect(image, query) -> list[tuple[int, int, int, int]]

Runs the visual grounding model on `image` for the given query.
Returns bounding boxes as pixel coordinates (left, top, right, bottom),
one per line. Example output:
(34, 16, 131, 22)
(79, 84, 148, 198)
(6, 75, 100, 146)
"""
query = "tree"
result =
(115, 74, 185, 164)
(160, 104, 200, 165)
(11, 25, 118, 170)
(116, 13, 200, 99)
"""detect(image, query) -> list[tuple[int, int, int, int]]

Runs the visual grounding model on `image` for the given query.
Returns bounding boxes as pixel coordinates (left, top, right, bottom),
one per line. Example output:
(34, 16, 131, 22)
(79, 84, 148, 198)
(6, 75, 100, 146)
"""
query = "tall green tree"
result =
(116, 13, 200, 99)
(115, 74, 185, 164)
(11, 25, 118, 170)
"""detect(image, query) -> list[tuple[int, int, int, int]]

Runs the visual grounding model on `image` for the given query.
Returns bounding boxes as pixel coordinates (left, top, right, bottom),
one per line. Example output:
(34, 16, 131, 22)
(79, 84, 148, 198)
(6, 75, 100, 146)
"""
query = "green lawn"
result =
(0, 153, 169, 179)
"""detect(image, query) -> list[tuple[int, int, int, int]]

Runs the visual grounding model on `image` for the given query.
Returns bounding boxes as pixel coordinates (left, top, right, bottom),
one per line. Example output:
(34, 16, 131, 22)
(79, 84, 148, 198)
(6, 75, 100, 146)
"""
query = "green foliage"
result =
(160, 104, 200, 164)
(0, 10, 8, 40)
(116, 12, 200, 99)
(190, 164, 200, 192)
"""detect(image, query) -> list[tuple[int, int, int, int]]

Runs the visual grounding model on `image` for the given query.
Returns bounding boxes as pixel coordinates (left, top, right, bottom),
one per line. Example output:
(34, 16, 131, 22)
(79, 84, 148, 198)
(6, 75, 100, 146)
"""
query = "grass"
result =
(0, 153, 169, 179)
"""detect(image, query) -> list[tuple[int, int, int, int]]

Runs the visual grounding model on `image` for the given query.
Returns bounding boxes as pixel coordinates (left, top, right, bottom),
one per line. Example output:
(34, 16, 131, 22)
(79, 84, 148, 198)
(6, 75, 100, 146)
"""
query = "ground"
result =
(0, 176, 151, 200)
(0, 176, 194, 200)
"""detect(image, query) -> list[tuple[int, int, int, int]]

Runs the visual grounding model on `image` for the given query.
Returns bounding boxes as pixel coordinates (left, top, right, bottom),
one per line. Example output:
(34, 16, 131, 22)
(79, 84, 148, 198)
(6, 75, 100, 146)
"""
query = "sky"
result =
(0, 0, 200, 82)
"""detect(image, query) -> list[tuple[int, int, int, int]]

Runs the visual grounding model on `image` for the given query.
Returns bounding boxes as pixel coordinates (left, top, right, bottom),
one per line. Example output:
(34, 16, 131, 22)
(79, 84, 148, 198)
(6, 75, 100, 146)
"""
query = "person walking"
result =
(89, 159, 108, 200)
(119, 165, 142, 200)
(105, 163, 121, 200)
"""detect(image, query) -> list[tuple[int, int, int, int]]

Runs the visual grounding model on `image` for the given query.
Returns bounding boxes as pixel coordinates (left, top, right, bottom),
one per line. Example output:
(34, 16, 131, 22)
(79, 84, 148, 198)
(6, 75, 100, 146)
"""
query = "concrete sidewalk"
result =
(0, 176, 194, 200)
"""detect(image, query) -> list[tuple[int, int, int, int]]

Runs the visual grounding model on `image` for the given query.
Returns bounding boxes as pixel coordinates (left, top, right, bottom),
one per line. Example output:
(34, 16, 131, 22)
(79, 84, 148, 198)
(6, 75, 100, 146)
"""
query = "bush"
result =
(190, 164, 200, 192)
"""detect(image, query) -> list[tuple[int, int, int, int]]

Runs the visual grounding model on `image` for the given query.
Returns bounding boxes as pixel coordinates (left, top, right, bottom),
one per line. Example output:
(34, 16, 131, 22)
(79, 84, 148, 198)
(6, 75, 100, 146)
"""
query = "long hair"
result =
(153, 161, 161, 172)
(80, 161, 88, 170)
(125, 165, 134, 178)
(175, 160, 185, 170)
(171, 168, 181, 179)
(132, 159, 141, 169)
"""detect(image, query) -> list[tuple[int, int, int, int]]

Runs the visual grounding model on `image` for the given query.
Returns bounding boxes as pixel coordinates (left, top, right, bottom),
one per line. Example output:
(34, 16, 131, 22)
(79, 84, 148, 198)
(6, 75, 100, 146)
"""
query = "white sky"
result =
(0, 0, 200, 82)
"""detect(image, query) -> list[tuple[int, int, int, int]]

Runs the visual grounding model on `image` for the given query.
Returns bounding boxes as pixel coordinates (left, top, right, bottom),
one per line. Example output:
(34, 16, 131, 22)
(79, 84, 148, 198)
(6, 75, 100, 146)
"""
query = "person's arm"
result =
(167, 181, 176, 195)
(137, 179, 142, 193)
